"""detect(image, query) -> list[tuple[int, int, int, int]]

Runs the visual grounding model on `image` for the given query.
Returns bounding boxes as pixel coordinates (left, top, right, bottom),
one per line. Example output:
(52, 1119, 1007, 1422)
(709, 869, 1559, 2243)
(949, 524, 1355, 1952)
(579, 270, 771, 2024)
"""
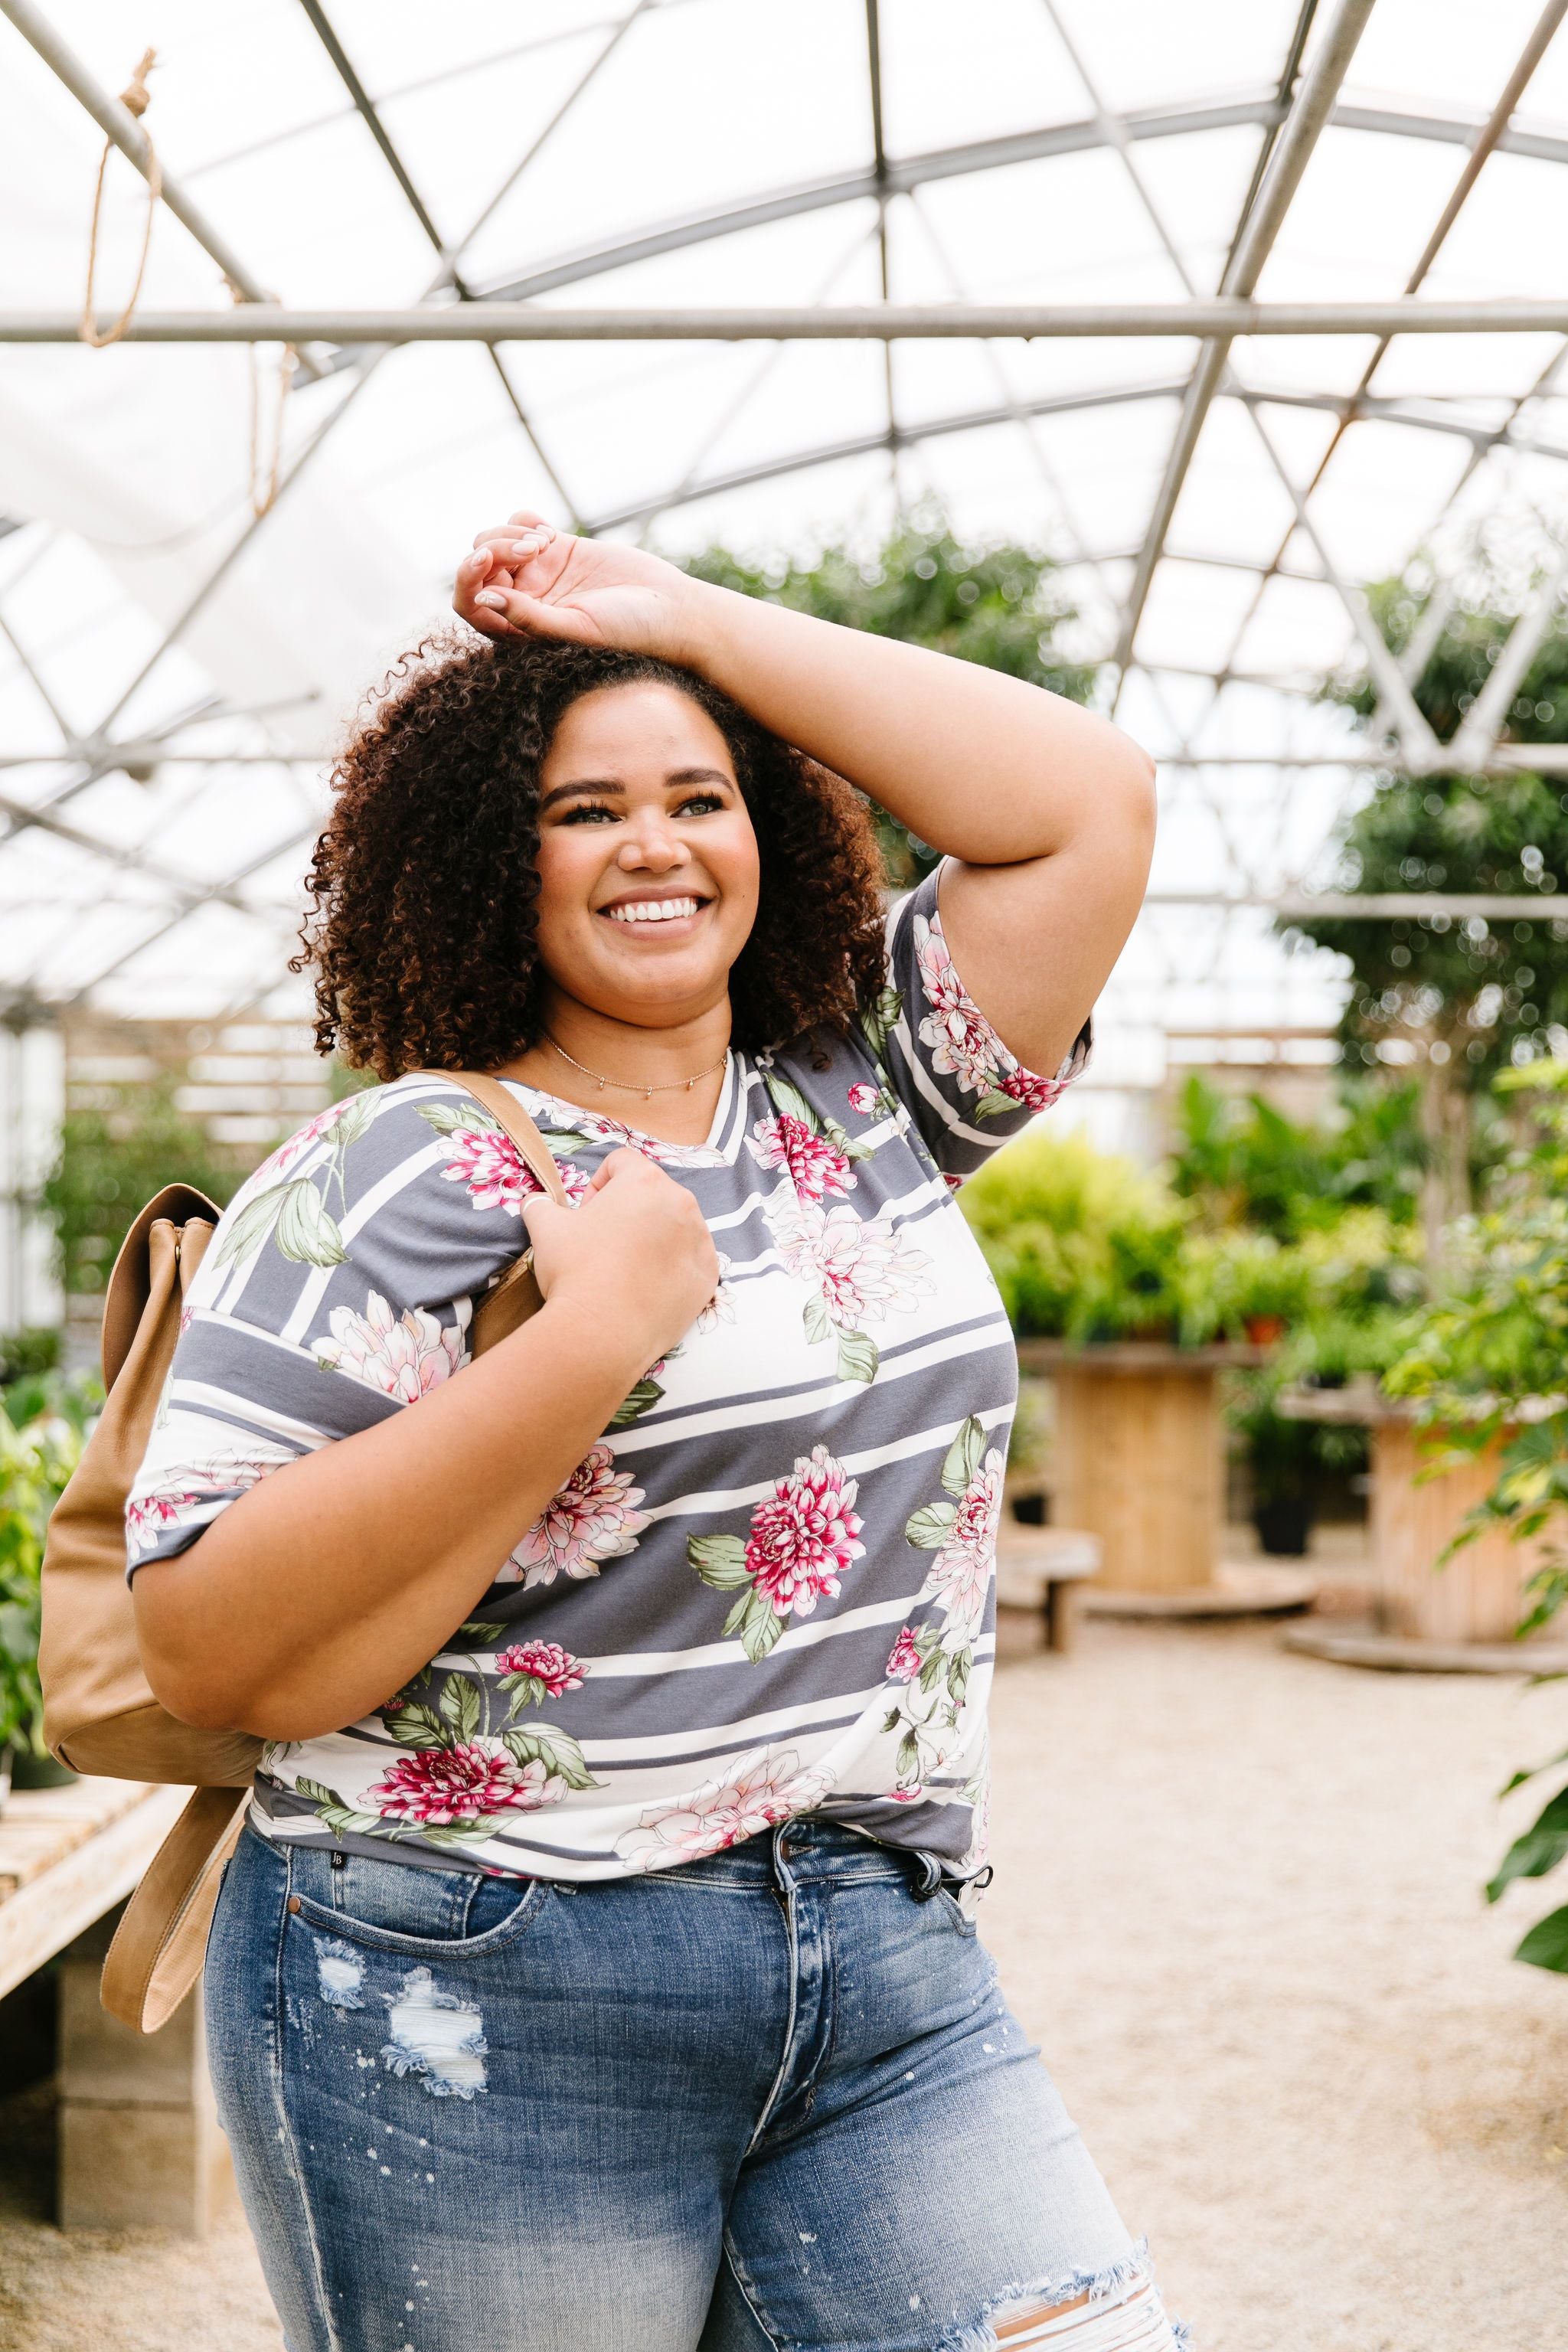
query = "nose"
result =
(616, 818, 691, 875)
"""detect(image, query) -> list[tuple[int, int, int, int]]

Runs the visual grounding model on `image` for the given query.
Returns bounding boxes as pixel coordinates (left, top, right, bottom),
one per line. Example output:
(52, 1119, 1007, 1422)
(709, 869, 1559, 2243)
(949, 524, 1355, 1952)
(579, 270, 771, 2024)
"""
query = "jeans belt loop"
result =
(910, 1851, 943, 1901)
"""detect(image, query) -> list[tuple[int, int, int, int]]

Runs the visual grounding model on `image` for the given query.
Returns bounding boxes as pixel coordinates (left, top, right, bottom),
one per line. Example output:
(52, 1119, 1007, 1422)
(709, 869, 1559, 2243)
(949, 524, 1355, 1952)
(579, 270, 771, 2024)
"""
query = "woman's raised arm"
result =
(456, 518, 1155, 1077)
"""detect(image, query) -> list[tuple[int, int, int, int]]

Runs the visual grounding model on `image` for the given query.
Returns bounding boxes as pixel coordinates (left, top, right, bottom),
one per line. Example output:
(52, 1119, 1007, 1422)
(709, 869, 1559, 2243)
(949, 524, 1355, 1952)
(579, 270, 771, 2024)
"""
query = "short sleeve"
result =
(876, 861, 1089, 1184)
(124, 1077, 550, 1576)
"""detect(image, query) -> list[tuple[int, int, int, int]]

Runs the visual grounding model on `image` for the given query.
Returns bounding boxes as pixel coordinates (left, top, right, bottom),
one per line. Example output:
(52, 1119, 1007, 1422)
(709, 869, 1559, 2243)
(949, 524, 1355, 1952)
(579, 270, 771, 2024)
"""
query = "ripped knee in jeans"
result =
(969, 2244, 1191, 2352)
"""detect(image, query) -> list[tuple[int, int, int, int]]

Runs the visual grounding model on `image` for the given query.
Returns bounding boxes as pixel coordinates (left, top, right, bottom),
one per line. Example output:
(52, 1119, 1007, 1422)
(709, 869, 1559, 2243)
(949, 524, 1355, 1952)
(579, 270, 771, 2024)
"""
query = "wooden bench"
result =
(0, 1778, 234, 2234)
(995, 1524, 1102, 1653)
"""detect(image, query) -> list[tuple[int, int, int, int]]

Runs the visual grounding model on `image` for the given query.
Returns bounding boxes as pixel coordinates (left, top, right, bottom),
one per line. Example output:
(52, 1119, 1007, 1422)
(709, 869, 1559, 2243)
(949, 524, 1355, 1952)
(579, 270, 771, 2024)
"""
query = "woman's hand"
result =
(454, 511, 704, 663)
(526, 1147, 720, 1362)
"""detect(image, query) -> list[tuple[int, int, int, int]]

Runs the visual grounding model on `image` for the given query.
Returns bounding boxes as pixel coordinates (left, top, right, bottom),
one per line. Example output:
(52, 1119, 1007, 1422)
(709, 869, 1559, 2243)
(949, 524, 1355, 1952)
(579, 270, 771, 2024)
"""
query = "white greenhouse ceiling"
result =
(4, 0, 1568, 1086)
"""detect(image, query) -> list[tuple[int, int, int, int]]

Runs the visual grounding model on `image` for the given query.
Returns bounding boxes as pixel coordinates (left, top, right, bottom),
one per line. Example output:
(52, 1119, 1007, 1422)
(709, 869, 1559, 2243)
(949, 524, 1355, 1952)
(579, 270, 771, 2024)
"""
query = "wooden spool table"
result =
(0, 1777, 234, 2233)
(1017, 1339, 1316, 1617)
(1279, 1380, 1568, 1671)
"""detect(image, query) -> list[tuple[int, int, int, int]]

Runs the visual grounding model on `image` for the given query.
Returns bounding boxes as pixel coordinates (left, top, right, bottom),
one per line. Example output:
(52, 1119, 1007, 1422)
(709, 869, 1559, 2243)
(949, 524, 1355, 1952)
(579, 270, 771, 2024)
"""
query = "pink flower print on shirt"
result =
(846, 1081, 880, 1119)
(269, 1099, 351, 1175)
(494, 1641, 584, 1701)
(315, 1292, 464, 1402)
(912, 910, 1001, 1096)
(998, 1064, 1068, 1114)
(910, 903, 1076, 1122)
(616, 1747, 834, 1868)
(922, 1448, 1004, 1635)
(695, 1253, 737, 1334)
(688, 1445, 864, 1661)
(125, 1447, 291, 1563)
(773, 1200, 933, 1334)
(366, 1740, 565, 1827)
(746, 1112, 855, 1204)
(745, 1446, 864, 1619)
(885, 1625, 922, 1682)
(440, 1124, 589, 1216)
(502, 1442, 648, 1588)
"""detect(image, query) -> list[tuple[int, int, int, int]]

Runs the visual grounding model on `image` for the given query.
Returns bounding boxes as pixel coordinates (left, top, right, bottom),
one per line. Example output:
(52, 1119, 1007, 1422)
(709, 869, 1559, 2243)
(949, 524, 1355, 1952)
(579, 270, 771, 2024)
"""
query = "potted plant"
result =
(961, 1131, 1187, 1344)
(1174, 1229, 1312, 1349)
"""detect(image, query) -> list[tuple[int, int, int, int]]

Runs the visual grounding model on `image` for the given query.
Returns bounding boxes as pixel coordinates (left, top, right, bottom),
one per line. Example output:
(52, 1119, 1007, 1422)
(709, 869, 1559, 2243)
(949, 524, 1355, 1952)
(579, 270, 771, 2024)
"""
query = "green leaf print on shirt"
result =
(608, 1373, 665, 1428)
(275, 1181, 349, 1266)
(880, 1416, 1001, 1801)
(688, 1534, 751, 1589)
(213, 1178, 347, 1270)
(859, 982, 903, 1069)
(214, 1089, 393, 1271)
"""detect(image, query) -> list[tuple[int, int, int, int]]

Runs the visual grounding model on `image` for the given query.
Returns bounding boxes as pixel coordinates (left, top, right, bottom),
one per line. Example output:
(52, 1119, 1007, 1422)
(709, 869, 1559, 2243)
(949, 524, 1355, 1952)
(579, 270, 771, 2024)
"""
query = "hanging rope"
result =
(232, 278, 297, 518)
(80, 50, 161, 349)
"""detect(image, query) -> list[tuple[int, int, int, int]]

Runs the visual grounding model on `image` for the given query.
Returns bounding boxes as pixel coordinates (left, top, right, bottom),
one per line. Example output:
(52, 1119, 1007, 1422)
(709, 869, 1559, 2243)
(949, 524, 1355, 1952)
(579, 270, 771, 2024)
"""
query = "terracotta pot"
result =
(1244, 1314, 1287, 1346)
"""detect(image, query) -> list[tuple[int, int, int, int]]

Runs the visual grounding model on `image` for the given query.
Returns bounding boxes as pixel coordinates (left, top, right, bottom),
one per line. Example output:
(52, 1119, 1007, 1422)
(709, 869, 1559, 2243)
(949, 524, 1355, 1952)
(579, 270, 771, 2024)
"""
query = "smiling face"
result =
(529, 681, 761, 1031)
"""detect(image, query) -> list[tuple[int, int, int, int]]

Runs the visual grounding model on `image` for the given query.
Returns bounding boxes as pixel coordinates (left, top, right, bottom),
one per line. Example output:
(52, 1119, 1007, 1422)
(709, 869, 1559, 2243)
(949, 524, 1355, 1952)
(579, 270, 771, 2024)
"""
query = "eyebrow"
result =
(537, 766, 733, 815)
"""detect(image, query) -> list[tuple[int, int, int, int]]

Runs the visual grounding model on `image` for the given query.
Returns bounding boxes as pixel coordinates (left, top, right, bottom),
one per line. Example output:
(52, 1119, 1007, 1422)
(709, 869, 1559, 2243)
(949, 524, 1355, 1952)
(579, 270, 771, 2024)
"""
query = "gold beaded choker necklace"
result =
(544, 1033, 729, 1099)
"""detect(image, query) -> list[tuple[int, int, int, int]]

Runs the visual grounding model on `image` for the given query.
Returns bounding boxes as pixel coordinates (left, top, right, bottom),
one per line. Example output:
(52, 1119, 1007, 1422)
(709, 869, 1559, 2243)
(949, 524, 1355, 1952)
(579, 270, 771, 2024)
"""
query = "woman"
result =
(131, 516, 1174, 2352)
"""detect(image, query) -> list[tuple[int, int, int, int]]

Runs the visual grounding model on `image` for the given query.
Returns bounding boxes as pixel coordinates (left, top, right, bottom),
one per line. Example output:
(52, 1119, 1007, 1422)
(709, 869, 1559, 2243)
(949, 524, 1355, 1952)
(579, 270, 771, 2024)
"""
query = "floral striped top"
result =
(127, 866, 1086, 1881)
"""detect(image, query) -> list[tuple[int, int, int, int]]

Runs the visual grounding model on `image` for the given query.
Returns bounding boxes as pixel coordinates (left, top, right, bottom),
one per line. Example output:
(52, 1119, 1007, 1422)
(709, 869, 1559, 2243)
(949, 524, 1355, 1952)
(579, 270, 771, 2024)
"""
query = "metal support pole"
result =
(1112, 0, 1378, 672)
(1448, 537, 1568, 769)
(13, 299, 1568, 344)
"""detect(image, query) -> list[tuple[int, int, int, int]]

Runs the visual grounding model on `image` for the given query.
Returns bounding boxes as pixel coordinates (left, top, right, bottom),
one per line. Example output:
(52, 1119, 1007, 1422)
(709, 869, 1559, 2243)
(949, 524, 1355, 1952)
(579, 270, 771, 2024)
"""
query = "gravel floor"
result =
(2, 1614, 1565, 2351)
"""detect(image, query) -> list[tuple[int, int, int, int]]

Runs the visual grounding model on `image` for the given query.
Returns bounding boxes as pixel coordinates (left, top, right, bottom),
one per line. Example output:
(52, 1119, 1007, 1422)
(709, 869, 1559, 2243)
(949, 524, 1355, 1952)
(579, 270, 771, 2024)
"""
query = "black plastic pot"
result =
(9, 1746, 77, 1792)
(1253, 1497, 1315, 1557)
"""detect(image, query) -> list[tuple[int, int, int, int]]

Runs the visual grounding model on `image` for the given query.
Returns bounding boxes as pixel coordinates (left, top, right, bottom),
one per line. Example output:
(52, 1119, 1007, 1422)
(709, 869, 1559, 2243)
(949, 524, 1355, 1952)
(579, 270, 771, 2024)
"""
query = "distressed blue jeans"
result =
(207, 1818, 1185, 2352)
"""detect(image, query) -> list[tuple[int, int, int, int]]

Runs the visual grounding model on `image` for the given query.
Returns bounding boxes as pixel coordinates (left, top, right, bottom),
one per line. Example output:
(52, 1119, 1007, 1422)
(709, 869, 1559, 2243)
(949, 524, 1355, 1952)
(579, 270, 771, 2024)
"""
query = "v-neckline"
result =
(497, 1052, 744, 1162)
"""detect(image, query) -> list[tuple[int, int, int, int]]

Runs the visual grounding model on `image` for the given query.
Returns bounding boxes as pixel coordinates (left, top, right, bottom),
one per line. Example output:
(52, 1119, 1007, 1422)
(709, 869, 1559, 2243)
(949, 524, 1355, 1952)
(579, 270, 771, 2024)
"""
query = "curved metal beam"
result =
(580, 378, 1568, 536)
(466, 97, 1568, 315)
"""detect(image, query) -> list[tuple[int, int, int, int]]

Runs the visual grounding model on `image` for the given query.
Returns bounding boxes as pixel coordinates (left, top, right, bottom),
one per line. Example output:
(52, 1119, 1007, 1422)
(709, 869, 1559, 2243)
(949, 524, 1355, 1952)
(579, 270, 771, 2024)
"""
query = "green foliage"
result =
(40, 1072, 240, 1298)
(1385, 1056, 1568, 1975)
(959, 1132, 1187, 1344)
(681, 513, 1097, 885)
(1169, 1071, 1429, 1236)
(1305, 576, 1568, 1084)
(1385, 1058, 1568, 1605)
(0, 1372, 93, 1756)
(0, 1328, 60, 1387)
(1488, 1740, 1568, 1977)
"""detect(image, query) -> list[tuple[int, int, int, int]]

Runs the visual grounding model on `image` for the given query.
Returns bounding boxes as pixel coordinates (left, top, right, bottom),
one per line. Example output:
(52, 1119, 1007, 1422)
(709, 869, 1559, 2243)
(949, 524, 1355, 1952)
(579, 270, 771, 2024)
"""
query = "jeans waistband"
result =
(644, 1815, 947, 1896)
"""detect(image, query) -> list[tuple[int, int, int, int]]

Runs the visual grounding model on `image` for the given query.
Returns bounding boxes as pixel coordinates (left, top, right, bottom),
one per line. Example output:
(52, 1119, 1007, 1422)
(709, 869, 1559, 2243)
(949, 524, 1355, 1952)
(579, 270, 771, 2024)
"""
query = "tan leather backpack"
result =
(39, 1073, 569, 2031)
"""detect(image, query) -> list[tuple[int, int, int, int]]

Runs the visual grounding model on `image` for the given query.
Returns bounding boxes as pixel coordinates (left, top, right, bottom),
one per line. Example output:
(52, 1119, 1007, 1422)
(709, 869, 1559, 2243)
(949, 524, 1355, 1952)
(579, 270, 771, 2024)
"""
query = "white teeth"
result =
(605, 897, 701, 925)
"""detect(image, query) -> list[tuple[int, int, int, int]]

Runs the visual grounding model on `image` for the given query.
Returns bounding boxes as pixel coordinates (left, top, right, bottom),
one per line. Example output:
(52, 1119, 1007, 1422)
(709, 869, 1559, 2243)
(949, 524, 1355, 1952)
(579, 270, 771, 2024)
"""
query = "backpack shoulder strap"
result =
(405, 1070, 570, 1207)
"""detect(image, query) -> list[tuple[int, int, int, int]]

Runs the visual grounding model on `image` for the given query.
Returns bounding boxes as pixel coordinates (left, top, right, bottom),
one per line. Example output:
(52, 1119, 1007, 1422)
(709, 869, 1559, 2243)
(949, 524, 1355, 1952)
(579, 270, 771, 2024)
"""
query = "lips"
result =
(599, 896, 707, 926)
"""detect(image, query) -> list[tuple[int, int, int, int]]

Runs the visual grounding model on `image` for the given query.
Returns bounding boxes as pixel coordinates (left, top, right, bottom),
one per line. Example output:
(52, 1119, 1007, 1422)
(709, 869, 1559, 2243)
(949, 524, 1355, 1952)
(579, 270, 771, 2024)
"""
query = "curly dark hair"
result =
(294, 634, 888, 1079)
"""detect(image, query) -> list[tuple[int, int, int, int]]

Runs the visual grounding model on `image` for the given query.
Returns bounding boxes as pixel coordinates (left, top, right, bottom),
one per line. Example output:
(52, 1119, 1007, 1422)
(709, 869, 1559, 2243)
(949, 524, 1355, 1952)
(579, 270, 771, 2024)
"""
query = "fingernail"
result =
(475, 590, 507, 610)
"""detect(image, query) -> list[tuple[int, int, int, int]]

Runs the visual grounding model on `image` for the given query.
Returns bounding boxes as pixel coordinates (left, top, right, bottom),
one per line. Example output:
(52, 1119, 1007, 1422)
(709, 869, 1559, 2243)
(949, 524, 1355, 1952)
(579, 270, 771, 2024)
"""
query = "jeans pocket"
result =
(286, 1843, 550, 1956)
(933, 1883, 980, 1938)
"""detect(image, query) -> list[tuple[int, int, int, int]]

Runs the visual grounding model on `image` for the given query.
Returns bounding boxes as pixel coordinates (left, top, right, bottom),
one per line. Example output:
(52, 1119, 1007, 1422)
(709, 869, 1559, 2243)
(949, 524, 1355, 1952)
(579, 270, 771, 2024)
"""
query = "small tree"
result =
(1295, 577, 1568, 1258)
(681, 514, 1097, 884)
(40, 1071, 240, 1302)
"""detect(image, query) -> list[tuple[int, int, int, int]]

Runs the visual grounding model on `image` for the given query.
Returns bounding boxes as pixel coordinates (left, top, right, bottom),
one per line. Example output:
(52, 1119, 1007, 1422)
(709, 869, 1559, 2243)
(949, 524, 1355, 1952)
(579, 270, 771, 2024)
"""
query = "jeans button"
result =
(777, 1835, 796, 1861)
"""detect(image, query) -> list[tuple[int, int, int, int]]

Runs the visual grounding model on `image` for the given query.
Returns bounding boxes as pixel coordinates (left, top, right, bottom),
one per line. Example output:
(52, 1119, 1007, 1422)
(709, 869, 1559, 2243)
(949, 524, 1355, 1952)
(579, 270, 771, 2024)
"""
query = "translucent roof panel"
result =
(2, 0, 1566, 1085)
